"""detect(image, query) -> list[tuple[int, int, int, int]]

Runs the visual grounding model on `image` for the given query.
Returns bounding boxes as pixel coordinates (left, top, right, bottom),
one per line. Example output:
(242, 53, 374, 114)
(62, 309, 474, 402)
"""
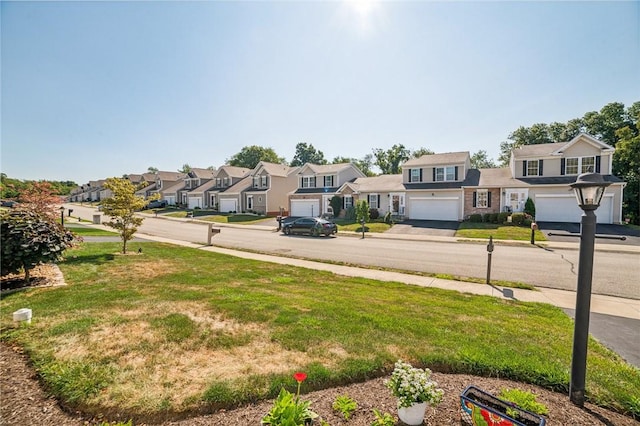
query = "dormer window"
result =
(435, 166, 456, 182)
(323, 175, 334, 187)
(565, 156, 595, 175)
(253, 176, 260, 188)
(526, 160, 539, 177)
(261, 176, 268, 187)
(223, 177, 229, 187)
(301, 176, 316, 188)
(410, 168, 421, 182)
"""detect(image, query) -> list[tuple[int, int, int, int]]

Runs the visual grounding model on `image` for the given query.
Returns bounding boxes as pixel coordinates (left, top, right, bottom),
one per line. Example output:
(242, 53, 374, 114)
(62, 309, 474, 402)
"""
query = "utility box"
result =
(93, 214, 101, 224)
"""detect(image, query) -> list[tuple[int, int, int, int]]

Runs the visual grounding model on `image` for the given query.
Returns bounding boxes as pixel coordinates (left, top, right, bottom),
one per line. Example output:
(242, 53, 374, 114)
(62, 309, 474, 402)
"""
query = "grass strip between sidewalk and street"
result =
(1, 242, 637, 421)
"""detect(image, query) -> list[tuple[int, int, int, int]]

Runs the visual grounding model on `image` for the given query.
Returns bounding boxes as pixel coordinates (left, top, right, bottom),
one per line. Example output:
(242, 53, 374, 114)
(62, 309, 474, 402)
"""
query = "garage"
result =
(219, 198, 238, 213)
(535, 194, 613, 224)
(408, 197, 460, 221)
(165, 196, 176, 206)
(290, 199, 320, 217)
(188, 197, 202, 210)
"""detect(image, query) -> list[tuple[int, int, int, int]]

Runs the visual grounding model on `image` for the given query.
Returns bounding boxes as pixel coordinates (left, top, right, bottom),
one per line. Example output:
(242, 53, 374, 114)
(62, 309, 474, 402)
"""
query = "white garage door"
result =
(165, 196, 176, 206)
(188, 197, 202, 210)
(409, 197, 459, 221)
(535, 195, 613, 224)
(219, 199, 238, 213)
(290, 199, 320, 217)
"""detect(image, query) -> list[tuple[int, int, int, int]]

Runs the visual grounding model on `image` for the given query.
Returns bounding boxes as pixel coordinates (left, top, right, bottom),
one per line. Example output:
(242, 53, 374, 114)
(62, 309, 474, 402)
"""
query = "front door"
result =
(505, 189, 528, 212)
(322, 195, 332, 215)
(389, 193, 405, 215)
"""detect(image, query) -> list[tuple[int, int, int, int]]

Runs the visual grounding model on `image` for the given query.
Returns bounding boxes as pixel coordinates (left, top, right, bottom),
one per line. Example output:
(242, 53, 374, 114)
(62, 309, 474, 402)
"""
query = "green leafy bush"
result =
(483, 213, 492, 223)
(369, 208, 380, 220)
(511, 213, 525, 226)
(371, 409, 395, 426)
(498, 212, 510, 224)
(345, 206, 356, 221)
(469, 214, 483, 223)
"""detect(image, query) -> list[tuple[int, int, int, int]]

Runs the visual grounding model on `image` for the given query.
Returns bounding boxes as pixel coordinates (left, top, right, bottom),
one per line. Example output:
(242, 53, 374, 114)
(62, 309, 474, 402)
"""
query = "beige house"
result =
(338, 174, 405, 217)
(401, 152, 472, 221)
(152, 171, 186, 206)
(243, 162, 300, 216)
(206, 165, 251, 212)
(289, 163, 365, 217)
(180, 168, 216, 208)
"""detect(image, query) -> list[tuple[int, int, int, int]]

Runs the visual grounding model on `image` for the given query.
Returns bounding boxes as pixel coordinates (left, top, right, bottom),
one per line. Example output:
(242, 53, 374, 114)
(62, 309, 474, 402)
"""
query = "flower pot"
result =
(460, 386, 546, 426)
(398, 401, 427, 425)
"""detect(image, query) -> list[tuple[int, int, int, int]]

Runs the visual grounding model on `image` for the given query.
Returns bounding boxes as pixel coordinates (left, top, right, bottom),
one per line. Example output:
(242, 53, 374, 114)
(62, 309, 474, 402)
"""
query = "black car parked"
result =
(282, 217, 337, 237)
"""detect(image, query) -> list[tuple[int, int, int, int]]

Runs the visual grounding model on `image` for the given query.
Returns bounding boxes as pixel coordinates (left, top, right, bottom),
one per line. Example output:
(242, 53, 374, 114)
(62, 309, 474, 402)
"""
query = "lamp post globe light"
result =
(568, 173, 611, 407)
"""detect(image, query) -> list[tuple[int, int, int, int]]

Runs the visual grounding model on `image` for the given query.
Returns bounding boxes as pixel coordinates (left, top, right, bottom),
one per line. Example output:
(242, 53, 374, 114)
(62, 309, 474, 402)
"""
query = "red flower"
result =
(293, 372, 307, 383)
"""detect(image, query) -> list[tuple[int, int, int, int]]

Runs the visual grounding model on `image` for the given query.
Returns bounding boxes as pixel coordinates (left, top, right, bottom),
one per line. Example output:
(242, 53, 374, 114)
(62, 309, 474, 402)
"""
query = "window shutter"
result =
(432, 168, 436, 181)
(419, 169, 423, 182)
(377, 194, 381, 207)
(538, 160, 543, 176)
(488, 192, 492, 208)
(472, 191, 477, 207)
(342, 197, 345, 208)
(561, 158, 565, 175)
(522, 161, 527, 177)
(455, 166, 459, 181)
(596, 156, 601, 173)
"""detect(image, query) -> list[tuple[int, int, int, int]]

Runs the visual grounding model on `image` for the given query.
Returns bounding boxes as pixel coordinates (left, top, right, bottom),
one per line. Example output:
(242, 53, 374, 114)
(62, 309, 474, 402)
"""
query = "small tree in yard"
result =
(524, 197, 536, 219)
(330, 195, 342, 218)
(16, 181, 61, 222)
(1, 209, 76, 282)
(355, 199, 370, 224)
(101, 177, 158, 254)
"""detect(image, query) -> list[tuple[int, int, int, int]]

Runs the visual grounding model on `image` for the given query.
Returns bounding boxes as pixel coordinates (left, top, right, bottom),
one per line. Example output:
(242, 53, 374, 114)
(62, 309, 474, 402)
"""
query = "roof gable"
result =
(402, 151, 470, 167)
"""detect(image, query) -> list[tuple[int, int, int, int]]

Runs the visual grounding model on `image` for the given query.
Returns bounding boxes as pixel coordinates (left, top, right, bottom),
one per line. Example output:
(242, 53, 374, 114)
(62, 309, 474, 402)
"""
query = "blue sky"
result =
(2, 1, 638, 184)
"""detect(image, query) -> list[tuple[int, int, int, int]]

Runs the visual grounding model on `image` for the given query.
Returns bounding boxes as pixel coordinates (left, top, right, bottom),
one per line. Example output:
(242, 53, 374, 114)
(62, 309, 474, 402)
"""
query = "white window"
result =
(410, 168, 421, 182)
(216, 178, 221, 187)
(247, 195, 253, 210)
(435, 166, 456, 182)
(253, 176, 260, 188)
(344, 195, 353, 209)
(324, 175, 334, 187)
(301, 176, 316, 188)
(581, 156, 595, 173)
(566, 158, 579, 175)
(261, 175, 268, 187)
(223, 177, 229, 187)
(526, 160, 539, 176)
(477, 189, 488, 208)
(368, 194, 378, 209)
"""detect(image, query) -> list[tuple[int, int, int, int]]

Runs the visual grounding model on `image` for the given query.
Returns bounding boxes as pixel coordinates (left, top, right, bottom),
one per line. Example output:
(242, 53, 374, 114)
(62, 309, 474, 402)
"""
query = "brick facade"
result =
(464, 188, 500, 218)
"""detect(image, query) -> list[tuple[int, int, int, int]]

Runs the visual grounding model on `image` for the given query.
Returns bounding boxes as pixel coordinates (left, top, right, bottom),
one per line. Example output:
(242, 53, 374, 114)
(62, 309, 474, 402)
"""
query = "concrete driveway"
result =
(385, 220, 459, 236)
(537, 222, 640, 246)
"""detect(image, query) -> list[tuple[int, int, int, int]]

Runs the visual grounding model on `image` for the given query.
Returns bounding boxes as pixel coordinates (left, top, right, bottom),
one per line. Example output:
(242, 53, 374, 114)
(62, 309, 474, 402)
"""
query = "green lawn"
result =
(164, 210, 270, 224)
(334, 219, 392, 233)
(1, 242, 637, 421)
(65, 224, 118, 236)
(456, 222, 547, 241)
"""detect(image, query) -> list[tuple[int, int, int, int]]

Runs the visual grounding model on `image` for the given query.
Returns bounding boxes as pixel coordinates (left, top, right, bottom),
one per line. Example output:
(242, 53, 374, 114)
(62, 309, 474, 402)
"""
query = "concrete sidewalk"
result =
(136, 231, 639, 320)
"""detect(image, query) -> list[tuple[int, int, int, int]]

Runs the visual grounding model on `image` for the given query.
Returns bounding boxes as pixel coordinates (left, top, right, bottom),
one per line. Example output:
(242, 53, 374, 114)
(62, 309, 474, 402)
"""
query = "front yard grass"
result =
(65, 224, 118, 237)
(456, 222, 547, 241)
(1, 242, 637, 421)
(334, 219, 392, 233)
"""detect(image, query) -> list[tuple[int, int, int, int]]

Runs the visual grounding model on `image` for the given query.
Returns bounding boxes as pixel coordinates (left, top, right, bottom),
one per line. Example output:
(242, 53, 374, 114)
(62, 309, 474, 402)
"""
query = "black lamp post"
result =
(568, 172, 611, 407)
(59, 206, 65, 227)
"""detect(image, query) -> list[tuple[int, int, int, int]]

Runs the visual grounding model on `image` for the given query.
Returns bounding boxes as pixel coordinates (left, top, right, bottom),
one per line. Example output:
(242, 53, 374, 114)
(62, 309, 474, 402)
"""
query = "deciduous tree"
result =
(101, 177, 158, 254)
(227, 146, 285, 169)
(470, 150, 497, 169)
(16, 181, 61, 222)
(1, 209, 76, 282)
(373, 144, 410, 174)
(290, 142, 327, 166)
(332, 155, 375, 176)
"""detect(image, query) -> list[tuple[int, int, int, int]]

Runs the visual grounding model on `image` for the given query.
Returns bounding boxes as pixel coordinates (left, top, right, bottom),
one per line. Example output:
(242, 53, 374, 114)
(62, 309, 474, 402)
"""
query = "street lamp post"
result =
(59, 206, 65, 227)
(568, 173, 611, 407)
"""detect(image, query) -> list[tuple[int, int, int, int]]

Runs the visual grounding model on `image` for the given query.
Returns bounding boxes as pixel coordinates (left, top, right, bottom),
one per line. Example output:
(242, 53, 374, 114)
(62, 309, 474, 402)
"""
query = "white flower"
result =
(385, 360, 444, 408)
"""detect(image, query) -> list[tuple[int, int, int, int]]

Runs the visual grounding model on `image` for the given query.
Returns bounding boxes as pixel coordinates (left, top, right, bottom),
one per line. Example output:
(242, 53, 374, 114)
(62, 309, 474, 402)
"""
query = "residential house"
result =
(289, 163, 365, 217)
(338, 174, 405, 217)
(401, 152, 472, 221)
(499, 133, 623, 223)
(180, 168, 216, 208)
(152, 171, 186, 205)
(243, 162, 300, 216)
(217, 176, 252, 213)
(129, 173, 158, 199)
(206, 165, 251, 212)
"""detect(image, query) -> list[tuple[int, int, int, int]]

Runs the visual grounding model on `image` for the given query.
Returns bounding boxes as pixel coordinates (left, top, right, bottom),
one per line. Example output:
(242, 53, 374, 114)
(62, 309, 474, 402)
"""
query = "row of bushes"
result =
(468, 212, 533, 227)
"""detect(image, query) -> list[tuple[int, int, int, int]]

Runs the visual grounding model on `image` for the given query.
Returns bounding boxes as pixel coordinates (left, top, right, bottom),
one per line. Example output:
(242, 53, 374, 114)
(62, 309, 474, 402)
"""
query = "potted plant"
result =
(262, 372, 319, 426)
(460, 385, 546, 426)
(385, 360, 444, 425)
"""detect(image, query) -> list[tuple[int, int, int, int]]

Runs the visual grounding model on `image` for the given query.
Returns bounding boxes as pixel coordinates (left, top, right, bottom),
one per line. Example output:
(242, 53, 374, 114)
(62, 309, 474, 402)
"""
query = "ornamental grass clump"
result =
(386, 360, 444, 408)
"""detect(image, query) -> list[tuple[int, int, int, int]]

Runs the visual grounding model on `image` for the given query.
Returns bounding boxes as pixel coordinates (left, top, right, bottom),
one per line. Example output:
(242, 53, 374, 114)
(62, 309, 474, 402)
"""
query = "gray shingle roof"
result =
(403, 151, 470, 167)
